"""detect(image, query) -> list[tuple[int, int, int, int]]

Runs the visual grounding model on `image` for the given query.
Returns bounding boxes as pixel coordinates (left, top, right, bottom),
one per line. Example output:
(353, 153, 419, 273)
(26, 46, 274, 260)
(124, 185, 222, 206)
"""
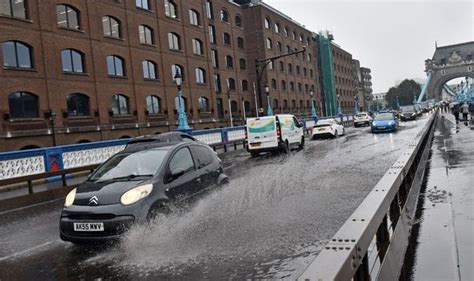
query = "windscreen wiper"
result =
(95, 174, 153, 183)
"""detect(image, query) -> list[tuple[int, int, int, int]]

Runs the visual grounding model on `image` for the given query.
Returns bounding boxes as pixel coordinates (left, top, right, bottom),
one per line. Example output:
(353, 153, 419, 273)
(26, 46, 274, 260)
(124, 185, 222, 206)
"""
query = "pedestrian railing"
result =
(298, 112, 437, 281)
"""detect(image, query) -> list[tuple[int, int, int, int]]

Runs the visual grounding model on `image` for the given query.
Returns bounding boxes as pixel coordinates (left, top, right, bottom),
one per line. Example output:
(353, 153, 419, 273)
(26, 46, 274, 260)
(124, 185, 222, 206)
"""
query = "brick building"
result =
(0, 0, 360, 151)
(332, 44, 356, 114)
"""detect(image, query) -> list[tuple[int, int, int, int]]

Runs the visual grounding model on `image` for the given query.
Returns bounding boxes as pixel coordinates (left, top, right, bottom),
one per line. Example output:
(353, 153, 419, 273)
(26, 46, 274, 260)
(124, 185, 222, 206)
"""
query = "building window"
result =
(198, 96, 209, 112)
(268, 60, 273, 70)
(244, 100, 250, 113)
(298, 83, 302, 92)
(271, 79, 277, 90)
(223, 32, 231, 45)
(239, 58, 246, 70)
(189, 9, 200, 26)
(112, 94, 129, 115)
(195, 67, 206, 84)
(56, 4, 80, 30)
(299, 34, 303, 42)
(0, 0, 27, 19)
(208, 25, 216, 43)
(102, 16, 121, 38)
(281, 80, 286, 91)
(235, 15, 242, 27)
(61, 49, 84, 73)
(307, 53, 311, 62)
(8, 92, 38, 118)
(279, 61, 284, 72)
(291, 100, 296, 109)
(231, 100, 238, 112)
(288, 63, 293, 74)
(139, 25, 154, 45)
(266, 38, 272, 49)
(303, 67, 307, 76)
(241, 79, 249, 91)
(136, 0, 150, 10)
(283, 99, 288, 109)
(2, 41, 32, 69)
(292, 31, 296, 40)
(164, 0, 177, 18)
(206, 0, 213, 19)
(296, 65, 300, 75)
(211, 49, 219, 68)
(283, 27, 288, 37)
(142, 60, 157, 80)
(171, 64, 184, 81)
(310, 69, 313, 78)
(220, 9, 229, 22)
(227, 78, 235, 90)
(237, 37, 244, 49)
(213, 74, 221, 93)
(287, 45, 291, 54)
(168, 32, 181, 50)
(290, 81, 294, 91)
(106, 55, 125, 77)
(67, 93, 90, 116)
(273, 99, 278, 110)
(192, 38, 203, 55)
(225, 55, 233, 68)
(146, 95, 161, 114)
(274, 23, 280, 33)
(277, 42, 282, 53)
(264, 17, 271, 29)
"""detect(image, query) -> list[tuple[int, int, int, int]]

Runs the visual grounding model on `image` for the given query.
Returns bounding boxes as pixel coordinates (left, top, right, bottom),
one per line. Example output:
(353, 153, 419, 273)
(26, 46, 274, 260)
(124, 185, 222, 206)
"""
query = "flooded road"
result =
(0, 116, 431, 280)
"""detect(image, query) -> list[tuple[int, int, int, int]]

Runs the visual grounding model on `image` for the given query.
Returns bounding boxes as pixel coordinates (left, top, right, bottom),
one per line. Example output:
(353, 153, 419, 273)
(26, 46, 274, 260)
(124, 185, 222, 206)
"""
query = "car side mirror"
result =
(169, 168, 185, 182)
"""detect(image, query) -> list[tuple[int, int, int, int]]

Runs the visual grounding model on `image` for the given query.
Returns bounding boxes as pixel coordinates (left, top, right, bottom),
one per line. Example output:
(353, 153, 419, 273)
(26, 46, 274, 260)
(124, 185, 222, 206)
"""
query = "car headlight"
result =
(64, 188, 77, 208)
(411, 113, 416, 116)
(120, 184, 153, 205)
(389, 121, 395, 125)
(372, 121, 377, 126)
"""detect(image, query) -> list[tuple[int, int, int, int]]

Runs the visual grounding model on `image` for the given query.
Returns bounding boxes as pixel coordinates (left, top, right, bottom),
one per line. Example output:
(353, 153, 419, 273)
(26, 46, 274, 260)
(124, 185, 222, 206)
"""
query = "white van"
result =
(246, 114, 305, 157)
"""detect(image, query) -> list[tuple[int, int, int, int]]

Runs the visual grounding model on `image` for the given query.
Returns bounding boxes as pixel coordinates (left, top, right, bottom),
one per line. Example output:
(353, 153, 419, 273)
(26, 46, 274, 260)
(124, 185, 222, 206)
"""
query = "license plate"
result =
(318, 128, 325, 131)
(73, 222, 104, 232)
(378, 126, 386, 129)
(250, 143, 261, 147)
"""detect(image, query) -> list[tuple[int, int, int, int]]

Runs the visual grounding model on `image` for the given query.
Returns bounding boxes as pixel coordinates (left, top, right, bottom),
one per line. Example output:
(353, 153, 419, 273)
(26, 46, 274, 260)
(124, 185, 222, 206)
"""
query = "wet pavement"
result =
(0, 116, 431, 280)
(409, 113, 473, 281)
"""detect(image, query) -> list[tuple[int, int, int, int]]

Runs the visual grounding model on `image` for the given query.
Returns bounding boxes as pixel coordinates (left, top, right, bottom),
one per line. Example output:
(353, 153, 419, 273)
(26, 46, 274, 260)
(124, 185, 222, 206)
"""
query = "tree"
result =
(385, 79, 421, 109)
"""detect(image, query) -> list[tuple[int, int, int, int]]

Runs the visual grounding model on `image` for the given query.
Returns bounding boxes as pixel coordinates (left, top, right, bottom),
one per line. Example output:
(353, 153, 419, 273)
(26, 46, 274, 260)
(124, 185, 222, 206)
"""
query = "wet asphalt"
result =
(0, 115, 431, 280)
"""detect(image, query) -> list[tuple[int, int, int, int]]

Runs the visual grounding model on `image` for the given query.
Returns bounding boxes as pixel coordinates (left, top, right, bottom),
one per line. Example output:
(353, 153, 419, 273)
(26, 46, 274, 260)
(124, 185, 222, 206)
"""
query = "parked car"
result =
(246, 114, 304, 157)
(126, 132, 197, 148)
(371, 112, 399, 133)
(311, 118, 345, 139)
(399, 105, 417, 121)
(353, 112, 373, 127)
(60, 141, 228, 243)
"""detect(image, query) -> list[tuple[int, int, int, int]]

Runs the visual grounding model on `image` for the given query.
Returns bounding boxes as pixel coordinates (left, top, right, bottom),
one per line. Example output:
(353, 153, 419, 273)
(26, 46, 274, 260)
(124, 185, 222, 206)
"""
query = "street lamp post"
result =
(49, 110, 57, 146)
(310, 88, 318, 122)
(174, 71, 190, 131)
(227, 87, 234, 127)
(265, 84, 273, 116)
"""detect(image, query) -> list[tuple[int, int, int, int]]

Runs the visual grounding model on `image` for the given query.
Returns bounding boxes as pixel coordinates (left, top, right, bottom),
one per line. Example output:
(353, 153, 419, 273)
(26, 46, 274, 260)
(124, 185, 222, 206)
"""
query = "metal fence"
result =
(297, 112, 437, 281)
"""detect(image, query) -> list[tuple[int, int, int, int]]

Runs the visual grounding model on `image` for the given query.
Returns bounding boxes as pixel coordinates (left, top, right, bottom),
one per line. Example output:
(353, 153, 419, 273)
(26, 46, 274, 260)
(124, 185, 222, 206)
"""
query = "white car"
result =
(246, 114, 304, 157)
(311, 118, 345, 139)
(354, 112, 372, 127)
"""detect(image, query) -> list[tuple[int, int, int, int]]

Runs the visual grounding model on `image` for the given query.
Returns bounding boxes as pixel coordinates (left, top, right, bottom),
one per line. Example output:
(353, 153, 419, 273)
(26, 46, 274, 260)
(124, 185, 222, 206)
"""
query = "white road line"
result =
(0, 241, 55, 262)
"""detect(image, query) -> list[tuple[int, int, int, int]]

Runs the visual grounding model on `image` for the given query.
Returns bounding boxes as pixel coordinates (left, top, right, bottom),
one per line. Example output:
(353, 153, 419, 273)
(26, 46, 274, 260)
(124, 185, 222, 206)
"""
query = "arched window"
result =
(189, 9, 200, 26)
(244, 100, 250, 113)
(310, 69, 313, 78)
(277, 41, 282, 53)
(292, 31, 296, 40)
(299, 100, 303, 109)
(299, 34, 304, 42)
(241, 80, 249, 91)
(8, 92, 38, 118)
(266, 38, 272, 49)
(227, 78, 236, 90)
(220, 9, 229, 22)
(237, 37, 244, 49)
(67, 93, 90, 116)
(198, 96, 209, 112)
(195, 67, 206, 84)
(223, 32, 231, 45)
(290, 81, 295, 91)
(230, 100, 238, 112)
(225, 55, 233, 68)
(146, 95, 161, 114)
(273, 99, 278, 109)
(274, 23, 280, 33)
(235, 15, 242, 27)
(139, 25, 154, 45)
(164, 0, 178, 18)
(279, 61, 284, 72)
(0, 0, 27, 19)
(291, 99, 296, 109)
(61, 49, 84, 73)
(136, 0, 150, 10)
(264, 17, 271, 29)
(271, 79, 277, 90)
(102, 16, 121, 38)
(303, 67, 307, 76)
(111, 94, 129, 115)
(142, 60, 157, 79)
(283, 27, 288, 37)
(239, 58, 246, 70)
(283, 99, 288, 109)
(192, 38, 203, 55)
(281, 80, 286, 91)
(171, 64, 184, 81)
(2, 41, 32, 69)
(307, 53, 312, 62)
(56, 4, 80, 30)
(106, 55, 125, 77)
(288, 63, 293, 73)
(168, 32, 181, 50)
(298, 83, 302, 92)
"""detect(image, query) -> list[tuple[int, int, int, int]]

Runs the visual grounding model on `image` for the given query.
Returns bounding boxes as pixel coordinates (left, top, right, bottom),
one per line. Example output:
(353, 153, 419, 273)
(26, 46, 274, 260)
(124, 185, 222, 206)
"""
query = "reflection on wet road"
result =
(0, 116, 430, 280)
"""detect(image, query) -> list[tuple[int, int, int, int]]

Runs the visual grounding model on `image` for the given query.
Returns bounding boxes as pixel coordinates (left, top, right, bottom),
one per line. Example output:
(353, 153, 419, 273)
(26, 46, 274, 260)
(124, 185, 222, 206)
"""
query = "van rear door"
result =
(246, 117, 278, 150)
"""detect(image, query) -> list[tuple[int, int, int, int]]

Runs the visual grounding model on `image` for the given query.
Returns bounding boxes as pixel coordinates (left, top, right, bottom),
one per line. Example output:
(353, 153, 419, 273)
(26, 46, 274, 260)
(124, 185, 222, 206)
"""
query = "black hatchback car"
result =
(60, 141, 227, 243)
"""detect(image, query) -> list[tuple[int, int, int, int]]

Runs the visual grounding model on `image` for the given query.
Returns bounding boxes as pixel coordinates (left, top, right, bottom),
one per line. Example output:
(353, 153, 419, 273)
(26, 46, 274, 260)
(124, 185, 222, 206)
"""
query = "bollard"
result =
(27, 180, 33, 194)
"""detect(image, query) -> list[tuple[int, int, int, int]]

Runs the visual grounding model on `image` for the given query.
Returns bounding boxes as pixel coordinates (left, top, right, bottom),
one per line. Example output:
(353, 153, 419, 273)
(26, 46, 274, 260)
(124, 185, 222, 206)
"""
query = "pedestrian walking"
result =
(461, 102, 469, 121)
(452, 103, 460, 124)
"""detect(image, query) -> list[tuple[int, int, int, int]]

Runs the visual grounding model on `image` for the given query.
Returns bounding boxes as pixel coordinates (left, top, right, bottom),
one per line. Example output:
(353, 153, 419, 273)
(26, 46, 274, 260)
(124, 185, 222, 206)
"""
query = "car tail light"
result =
(276, 126, 281, 137)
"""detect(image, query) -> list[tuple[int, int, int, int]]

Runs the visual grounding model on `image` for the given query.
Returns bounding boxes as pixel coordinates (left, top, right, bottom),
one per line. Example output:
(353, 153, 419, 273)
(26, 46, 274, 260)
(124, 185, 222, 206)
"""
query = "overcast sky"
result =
(263, 0, 473, 93)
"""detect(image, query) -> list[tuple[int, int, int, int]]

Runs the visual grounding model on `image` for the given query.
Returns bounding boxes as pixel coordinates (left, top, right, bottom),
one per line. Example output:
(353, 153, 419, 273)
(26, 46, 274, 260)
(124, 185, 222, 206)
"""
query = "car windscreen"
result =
(374, 113, 393, 121)
(401, 107, 415, 113)
(89, 149, 169, 182)
(356, 113, 367, 117)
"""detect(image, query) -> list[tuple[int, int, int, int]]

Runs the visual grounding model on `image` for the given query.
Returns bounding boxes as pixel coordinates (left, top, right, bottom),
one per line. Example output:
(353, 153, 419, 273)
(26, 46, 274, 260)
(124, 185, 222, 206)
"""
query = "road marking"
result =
(0, 241, 55, 262)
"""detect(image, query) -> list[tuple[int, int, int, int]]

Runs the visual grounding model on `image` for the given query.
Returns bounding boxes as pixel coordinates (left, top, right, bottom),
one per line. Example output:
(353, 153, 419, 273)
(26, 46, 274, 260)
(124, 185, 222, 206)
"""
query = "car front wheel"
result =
(298, 136, 305, 149)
